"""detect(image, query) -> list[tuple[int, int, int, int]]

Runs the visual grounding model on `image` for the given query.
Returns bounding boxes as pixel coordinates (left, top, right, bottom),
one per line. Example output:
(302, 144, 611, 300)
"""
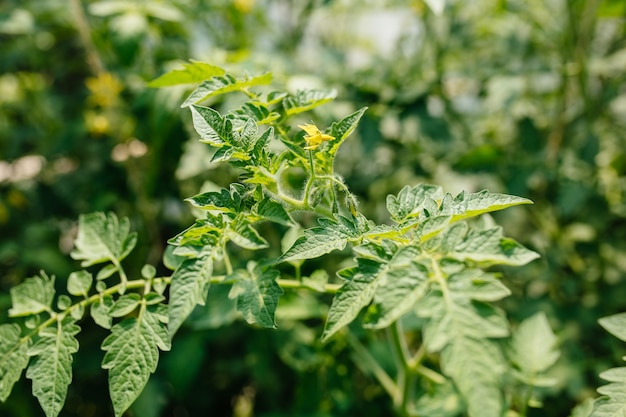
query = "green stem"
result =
(345, 331, 398, 400)
(276, 278, 340, 294)
(388, 321, 415, 416)
(303, 150, 317, 206)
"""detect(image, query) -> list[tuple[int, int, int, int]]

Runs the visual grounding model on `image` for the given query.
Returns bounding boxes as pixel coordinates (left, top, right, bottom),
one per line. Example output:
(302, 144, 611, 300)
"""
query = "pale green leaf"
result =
(413, 380, 463, 417)
(422, 299, 509, 352)
(592, 367, 626, 417)
(228, 266, 283, 328)
(279, 216, 363, 262)
(509, 312, 560, 382)
(386, 184, 443, 223)
(328, 107, 367, 155)
(26, 317, 80, 417)
(0, 323, 31, 402)
(168, 256, 212, 337)
(363, 261, 429, 329)
(101, 305, 171, 417)
(70, 212, 137, 267)
(446, 226, 540, 266)
(282, 89, 336, 116)
(439, 189, 533, 222)
(147, 61, 225, 87)
(570, 398, 594, 417)
(67, 270, 93, 297)
(441, 336, 505, 417)
(182, 73, 272, 107)
(227, 221, 268, 250)
(109, 294, 142, 317)
(231, 102, 280, 125)
(599, 313, 626, 343)
(189, 105, 231, 147)
(91, 295, 114, 329)
(9, 272, 55, 317)
(447, 269, 511, 302)
(322, 258, 383, 342)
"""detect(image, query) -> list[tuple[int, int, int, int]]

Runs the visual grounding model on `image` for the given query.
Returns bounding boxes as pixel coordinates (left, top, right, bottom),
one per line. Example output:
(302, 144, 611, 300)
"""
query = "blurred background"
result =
(1, 0, 626, 416)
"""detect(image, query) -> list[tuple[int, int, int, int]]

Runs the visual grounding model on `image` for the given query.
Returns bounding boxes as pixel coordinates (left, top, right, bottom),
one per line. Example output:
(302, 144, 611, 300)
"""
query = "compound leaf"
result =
(70, 212, 137, 267)
(228, 266, 283, 328)
(9, 272, 55, 317)
(101, 305, 171, 417)
(0, 323, 31, 402)
(26, 317, 80, 417)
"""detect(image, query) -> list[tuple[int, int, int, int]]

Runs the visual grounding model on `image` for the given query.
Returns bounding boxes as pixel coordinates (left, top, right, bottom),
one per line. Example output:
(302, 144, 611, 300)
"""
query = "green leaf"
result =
(231, 102, 281, 125)
(101, 305, 171, 417)
(182, 73, 272, 107)
(189, 105, 232, 147)
(441, 336, 505, 417)
(227, 220, 268, 250)
(67, 270, 93, 297)
(109, 294, 142, 317)
(147, 61, 225, 87)
(0, 323, 31, 402)
(279, 216, 364, 262)
(168, 256, 212, 337)
(509, 312, 559, 386)
(9, 272, 55, 317)
(70, 212, 137, 267)
(254, 197, 294, 226)
(282, 89, 337, 116)
(186, 187, 242, 212)
(445, 226, 540, 266)
(91, 295, 114, 329)
(447, 269, 511, 302)
(228, 265, 283, 328)
(599, 313, 626, 342)
(439, 189, 533, 222)
(328, 107, 367, 156)
(413, 380, 463, 417)
(363, 260, 429, 329)
(26, 317, 80, 417)
(322, 258, 383, 342)
(592, 367, 626, 417)
(386, 184, 443, 223)
(570, 398, 594, 417)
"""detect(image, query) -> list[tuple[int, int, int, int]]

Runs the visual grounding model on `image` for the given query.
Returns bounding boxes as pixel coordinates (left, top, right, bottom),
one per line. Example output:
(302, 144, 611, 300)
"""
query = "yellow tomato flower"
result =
(298, 123, 334, 150)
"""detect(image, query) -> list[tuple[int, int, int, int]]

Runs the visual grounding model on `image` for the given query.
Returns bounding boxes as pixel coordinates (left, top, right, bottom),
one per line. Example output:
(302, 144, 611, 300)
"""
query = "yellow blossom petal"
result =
(298, 123, 334, 150)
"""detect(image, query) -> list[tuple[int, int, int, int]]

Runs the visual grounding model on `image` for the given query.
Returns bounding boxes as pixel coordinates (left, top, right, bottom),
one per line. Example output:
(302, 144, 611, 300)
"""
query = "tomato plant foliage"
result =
(0, 63, 563, 417)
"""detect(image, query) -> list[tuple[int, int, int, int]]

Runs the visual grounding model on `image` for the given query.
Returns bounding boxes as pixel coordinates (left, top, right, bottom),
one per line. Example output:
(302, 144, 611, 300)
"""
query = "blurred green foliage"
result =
(1, 0, 626, 416)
